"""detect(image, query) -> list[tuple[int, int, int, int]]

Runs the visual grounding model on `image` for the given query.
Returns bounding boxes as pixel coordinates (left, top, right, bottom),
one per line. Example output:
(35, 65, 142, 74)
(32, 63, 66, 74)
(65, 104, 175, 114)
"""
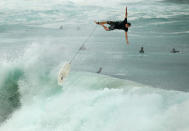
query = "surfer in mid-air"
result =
(95, 6, 131, 44)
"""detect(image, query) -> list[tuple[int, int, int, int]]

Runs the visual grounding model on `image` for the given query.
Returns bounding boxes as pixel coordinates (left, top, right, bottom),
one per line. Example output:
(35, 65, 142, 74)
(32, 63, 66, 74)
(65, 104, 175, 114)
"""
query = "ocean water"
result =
(0, 0, 189, 130)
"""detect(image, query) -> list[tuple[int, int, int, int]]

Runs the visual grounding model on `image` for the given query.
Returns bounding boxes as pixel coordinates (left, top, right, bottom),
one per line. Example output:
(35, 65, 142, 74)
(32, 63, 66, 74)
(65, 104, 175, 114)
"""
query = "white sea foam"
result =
(0, 71, 189, 131)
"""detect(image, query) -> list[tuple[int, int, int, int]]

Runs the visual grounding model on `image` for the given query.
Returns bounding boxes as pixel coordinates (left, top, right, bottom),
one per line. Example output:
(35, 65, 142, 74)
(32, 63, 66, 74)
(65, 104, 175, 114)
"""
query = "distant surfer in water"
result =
(139, 47, 144, 54)
(96, 67, 102, 73)
(171, 48, 179, 53)
(95, 6, 131, 44)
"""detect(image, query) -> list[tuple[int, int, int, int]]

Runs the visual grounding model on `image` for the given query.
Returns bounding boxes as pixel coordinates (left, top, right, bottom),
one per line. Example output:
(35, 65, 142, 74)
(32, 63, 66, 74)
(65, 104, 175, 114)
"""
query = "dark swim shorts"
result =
(107, 18, 128, 32)
(107, 21, 117, 31)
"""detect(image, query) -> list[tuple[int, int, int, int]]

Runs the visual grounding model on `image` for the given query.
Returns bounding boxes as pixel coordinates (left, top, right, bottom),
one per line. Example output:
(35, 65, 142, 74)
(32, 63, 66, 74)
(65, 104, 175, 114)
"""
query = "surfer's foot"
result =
(94, 21, 100, 25)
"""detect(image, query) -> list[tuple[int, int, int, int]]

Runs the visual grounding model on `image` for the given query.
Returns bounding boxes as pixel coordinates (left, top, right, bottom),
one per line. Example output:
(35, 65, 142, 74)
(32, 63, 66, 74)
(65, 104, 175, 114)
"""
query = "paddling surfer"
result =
(171, 48, 179, 53)
(139, 47, 144, 54)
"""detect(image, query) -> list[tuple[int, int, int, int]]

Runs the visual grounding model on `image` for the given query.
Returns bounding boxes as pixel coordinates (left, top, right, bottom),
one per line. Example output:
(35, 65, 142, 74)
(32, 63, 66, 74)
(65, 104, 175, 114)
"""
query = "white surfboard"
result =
(57, 62, 71, 85)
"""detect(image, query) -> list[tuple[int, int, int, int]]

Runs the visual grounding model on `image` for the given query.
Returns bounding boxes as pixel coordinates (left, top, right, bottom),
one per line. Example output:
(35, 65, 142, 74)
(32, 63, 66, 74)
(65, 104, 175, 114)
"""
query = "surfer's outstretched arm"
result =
(125, 32, 129, 44)
(125, 6, 128, 18)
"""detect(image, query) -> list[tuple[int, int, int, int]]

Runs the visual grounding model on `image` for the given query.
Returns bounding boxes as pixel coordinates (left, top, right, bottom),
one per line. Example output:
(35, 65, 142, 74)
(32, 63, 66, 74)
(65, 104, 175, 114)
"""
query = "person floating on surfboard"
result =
(95, 6, 131, 44)
(171, 48, 179, 53)
(139, 47, 144, 54)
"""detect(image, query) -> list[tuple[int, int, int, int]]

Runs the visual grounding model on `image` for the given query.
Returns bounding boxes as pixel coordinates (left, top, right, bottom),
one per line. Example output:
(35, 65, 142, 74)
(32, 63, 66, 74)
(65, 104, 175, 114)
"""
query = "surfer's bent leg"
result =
(96, 21, 114, 25)
(95, 21, 110, 31)
(98, 21, 108, 25)
(101, 24, 109, 31)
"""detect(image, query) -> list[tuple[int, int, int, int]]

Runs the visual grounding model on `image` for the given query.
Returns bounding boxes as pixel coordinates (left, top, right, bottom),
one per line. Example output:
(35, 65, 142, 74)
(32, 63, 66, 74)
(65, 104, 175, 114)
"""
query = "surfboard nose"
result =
(58, 62, 71, 85)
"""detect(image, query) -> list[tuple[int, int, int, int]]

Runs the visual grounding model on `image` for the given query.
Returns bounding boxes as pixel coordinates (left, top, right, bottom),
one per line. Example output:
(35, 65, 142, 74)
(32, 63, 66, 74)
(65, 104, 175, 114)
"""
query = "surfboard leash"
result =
(70, 24, 98, 64)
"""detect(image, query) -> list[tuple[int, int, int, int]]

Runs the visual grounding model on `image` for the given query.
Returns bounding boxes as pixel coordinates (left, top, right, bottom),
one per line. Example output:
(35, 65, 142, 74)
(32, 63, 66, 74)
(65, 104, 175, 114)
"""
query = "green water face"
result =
(0, 67, 23, 123)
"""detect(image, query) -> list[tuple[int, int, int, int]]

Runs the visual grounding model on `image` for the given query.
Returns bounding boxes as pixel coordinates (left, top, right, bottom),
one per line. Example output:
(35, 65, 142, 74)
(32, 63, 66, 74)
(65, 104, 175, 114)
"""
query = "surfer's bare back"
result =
(95, 7, 131, 44)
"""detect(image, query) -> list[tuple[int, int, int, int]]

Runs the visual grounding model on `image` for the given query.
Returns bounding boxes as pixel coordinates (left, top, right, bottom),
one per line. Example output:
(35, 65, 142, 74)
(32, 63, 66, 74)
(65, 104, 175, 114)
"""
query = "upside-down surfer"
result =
(95, 6, 131, 44)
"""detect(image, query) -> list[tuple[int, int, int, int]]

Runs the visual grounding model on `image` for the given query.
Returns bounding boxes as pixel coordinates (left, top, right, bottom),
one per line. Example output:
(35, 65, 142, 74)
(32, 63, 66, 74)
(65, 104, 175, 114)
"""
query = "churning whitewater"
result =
(0, 0, 189, 130)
